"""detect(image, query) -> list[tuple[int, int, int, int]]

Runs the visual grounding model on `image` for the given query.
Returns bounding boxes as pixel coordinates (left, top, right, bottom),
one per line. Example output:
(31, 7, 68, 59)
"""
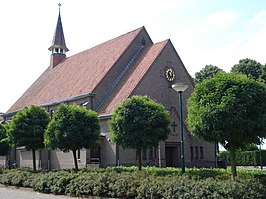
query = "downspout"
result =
(116, 144, 120, 166)
(48, 150, 51, 170)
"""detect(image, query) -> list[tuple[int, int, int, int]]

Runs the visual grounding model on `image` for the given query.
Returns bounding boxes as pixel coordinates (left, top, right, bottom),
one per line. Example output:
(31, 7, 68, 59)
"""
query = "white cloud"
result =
(178, 9, 266, 77)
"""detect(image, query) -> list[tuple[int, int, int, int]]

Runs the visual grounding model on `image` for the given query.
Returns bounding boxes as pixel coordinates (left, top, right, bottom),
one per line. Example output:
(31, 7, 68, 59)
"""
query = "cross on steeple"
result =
(171, 122, 178, 132)
(58, 3, 62, 13)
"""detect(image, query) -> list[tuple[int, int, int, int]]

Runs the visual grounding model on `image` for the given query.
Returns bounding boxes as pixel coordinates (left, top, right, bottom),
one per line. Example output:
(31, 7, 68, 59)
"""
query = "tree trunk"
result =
(72, 150, 78, 170)
(32, 148, 36, 171)
(137, 149, 142, 171)
(229, 147, 237, 181)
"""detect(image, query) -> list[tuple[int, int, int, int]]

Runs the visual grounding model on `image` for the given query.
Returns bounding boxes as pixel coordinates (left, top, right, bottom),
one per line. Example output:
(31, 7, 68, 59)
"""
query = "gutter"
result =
(2, 92, 95, 117)
(39, 92, 95, 107)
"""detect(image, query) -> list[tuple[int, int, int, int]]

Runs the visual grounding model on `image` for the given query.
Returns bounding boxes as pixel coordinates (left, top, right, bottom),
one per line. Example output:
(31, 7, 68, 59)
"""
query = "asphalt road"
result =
(0, 187, 74, 199)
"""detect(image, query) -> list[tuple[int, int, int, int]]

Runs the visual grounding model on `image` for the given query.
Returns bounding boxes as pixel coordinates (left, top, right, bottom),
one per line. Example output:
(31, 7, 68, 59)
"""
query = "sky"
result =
(1, 0, 266, 115)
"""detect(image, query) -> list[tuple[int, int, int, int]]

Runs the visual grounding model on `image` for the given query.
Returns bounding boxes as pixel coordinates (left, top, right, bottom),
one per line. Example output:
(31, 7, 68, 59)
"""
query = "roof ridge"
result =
(66, 27, 144, 59)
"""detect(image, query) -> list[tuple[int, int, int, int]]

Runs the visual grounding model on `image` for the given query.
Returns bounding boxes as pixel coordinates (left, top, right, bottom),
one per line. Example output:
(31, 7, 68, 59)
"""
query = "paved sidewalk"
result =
(0, 186, 74, 199)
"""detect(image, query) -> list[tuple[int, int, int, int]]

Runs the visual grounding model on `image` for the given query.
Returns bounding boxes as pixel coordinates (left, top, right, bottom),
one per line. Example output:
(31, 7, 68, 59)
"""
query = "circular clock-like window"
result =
(165, 68, 175, 82)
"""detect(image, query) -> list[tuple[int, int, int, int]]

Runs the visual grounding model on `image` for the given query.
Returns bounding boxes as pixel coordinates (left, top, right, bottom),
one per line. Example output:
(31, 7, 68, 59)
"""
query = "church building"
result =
(1, 8, 216, 169)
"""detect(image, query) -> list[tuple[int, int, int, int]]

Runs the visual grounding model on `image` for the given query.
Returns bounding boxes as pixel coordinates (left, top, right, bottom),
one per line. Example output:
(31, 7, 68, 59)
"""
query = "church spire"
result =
(49, 3, 69, 68)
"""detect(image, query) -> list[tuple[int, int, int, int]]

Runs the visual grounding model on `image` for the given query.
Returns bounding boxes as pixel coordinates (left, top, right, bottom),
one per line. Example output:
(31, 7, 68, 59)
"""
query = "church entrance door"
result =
(90, 147, 100, 164)
(165, 142, 180, 167)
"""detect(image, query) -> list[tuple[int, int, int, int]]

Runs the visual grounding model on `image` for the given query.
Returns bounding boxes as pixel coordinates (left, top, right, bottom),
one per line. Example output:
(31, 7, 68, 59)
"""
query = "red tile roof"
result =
(99, 40, 169, 116)
(8, 27, 143, 113)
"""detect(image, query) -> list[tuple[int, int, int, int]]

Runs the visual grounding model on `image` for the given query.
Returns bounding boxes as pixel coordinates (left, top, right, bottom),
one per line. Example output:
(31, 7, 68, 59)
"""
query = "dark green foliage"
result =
(231, 58, 263, 80)
(260, 65, 266, 83)
(0, 167, 266, 199)
(136, 177, 265, 199)
(187, 73, 266, 179)
(8, 106, 50, 170)
(109, 95, 170, 170)
(44, 104, 100, 170)
(219, 150, 266, 166)
(0, 168, 37, 187)
(240, 143, 258, 151)
(8, 106, 50, 149)
(33, 170, 77, 194)
(0, 124, 10, 155)
(194, 64, 225, 84)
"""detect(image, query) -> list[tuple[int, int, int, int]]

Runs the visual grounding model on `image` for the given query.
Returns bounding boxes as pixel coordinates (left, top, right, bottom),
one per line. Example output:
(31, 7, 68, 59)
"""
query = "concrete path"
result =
(0, 186, 74, 199)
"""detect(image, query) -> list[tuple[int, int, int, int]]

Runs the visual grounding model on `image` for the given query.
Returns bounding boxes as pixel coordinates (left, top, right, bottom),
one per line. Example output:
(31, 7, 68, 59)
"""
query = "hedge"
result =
(219, 150, 266, 166)
(0, 167, 266, 198)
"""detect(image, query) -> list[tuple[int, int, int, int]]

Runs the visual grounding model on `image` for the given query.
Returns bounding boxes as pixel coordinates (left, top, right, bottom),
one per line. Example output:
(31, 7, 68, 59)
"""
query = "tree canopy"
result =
(44, 104, 100, 170)
(194, 65, 224, 84)
(187, 73, 266, 179)
(8, 106, 50, 170)
(0, 124, 10, 156)
(231, 58, 263, 80)
(109, 95, 170, 170)
(260, 65, 266, 83)
(240, 143, 258, 151)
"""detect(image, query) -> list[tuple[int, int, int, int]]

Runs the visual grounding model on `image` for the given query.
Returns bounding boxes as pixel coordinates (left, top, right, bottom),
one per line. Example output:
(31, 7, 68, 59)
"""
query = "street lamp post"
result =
(172, 83, 189, 175)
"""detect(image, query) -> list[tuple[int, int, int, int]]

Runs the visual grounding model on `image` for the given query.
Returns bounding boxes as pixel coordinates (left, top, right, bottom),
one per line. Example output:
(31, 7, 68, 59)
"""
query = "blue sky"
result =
(1, 0, 266, 118)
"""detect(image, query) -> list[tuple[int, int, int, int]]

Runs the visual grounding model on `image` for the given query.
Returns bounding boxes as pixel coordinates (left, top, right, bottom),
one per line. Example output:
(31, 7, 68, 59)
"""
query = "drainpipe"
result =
(48, 150, 51, 170)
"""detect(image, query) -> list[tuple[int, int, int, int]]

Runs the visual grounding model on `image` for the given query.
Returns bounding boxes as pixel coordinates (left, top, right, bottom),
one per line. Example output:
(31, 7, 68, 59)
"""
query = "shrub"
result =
(219, 150, 266, 166)
(33, 170, 77, 194)
(0, 167, 265, 198)
(0, 168, 36, 187)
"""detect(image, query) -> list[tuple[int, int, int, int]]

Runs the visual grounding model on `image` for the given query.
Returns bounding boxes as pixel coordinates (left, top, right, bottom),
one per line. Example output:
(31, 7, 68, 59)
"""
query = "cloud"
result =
(179, 9, 266, 76)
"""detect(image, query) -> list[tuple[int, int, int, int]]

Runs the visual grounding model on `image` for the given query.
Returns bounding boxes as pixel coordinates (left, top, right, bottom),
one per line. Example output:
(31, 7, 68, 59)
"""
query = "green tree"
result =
(231, 58, 262, 80)
(44, 104, 100, 170)
(8, 106, 50, 170)
(109, 96, 171, 171)
(260, 65, 266, 83)
(187, 73, 266, 180)
(194, 65, 224, 84)
(240, 143, 258, 151)
(0, 124, 10, 156)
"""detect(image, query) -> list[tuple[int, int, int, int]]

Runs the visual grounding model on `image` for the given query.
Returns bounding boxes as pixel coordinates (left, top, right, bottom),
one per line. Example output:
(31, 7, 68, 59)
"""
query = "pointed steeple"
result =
(49, 3, 69, 68)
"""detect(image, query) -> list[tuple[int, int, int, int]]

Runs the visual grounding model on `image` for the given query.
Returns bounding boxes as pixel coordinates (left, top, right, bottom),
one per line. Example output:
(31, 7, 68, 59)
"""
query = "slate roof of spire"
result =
(48, 11, 69, 52)
(7, 27, 143, 113)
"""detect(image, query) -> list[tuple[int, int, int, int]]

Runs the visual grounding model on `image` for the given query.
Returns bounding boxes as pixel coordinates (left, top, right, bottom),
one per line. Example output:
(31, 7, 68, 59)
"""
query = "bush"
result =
(0, 168, 36, 187)
(0, 167, 266, 198)
(33, 170, 77, 194)
(219, 150, 266, 166)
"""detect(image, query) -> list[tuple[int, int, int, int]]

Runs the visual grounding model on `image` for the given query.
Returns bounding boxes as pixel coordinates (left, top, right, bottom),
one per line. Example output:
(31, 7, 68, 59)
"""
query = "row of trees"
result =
(194, 58, 266, 84)
(188, 58, 266, 180)
(1, 105, 100, 170)
(0, 96, 171, 171)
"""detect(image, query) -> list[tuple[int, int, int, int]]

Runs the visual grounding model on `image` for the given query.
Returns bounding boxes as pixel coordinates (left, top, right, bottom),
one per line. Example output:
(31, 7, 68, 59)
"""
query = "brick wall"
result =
(50, 149, 87, 169)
